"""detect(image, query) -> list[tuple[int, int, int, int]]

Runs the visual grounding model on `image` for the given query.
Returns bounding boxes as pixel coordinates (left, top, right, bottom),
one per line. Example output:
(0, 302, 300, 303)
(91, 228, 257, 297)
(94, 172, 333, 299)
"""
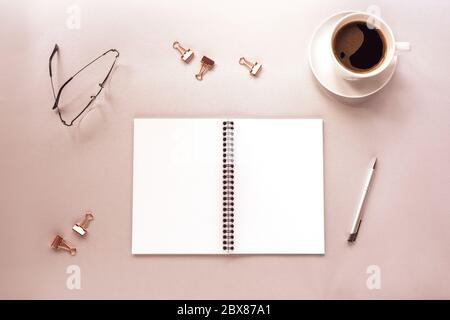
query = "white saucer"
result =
(309, 11, 397, 99)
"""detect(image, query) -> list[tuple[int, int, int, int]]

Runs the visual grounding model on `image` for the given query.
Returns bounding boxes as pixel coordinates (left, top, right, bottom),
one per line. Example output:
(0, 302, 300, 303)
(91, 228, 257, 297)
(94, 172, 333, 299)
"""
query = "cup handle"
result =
(395, 42, 411, 54)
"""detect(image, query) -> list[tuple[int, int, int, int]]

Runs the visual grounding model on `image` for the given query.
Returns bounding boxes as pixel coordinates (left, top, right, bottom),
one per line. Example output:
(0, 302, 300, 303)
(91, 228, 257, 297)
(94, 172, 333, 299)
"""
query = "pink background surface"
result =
(0, 0, 449, 299)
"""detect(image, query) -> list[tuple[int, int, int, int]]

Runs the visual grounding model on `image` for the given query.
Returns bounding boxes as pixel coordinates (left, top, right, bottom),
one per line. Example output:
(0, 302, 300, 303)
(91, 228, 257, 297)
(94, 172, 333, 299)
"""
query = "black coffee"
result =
(333, 21, 386, 73)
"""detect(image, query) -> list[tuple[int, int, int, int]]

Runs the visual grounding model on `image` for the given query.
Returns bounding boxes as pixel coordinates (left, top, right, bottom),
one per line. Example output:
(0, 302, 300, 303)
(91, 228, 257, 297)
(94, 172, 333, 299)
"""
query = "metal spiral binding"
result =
(222, 121, 234, 252)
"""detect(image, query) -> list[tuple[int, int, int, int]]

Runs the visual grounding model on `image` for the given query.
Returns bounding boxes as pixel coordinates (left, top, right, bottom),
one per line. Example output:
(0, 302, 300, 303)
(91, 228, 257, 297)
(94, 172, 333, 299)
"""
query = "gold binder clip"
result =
(172, 41, 194, 63)
(239, 57, 262, 76)
(73, 211, 94, 236)
(195, 56, 215, 81)
(51, 235, 76, 256)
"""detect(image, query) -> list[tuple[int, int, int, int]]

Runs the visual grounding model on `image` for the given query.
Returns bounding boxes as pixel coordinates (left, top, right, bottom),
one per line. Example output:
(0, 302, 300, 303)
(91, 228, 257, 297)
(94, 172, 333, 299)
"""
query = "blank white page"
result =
(132, 119, 223, 254)
(233, 119, 324, 254)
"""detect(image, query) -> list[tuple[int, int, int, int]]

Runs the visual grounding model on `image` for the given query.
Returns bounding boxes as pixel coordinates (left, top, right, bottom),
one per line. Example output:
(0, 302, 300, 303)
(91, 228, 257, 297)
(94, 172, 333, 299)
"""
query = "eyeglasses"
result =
(49, 44, 120, 126)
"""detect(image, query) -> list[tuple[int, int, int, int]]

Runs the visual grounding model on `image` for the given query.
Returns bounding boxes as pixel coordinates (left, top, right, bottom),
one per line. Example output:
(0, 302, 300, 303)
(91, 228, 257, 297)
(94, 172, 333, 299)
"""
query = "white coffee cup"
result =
(329, 12, 410, 81)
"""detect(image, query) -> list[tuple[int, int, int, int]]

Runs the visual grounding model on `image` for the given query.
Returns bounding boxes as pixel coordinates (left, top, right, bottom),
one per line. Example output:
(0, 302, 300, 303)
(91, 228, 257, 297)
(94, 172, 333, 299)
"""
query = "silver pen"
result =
(348, 157, 377, 243)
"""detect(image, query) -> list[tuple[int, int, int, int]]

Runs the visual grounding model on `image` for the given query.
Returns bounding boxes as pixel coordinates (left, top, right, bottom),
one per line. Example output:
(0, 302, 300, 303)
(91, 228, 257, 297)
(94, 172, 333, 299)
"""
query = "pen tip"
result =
(371, 157, 377, 169)
(347, 233, 357, 242)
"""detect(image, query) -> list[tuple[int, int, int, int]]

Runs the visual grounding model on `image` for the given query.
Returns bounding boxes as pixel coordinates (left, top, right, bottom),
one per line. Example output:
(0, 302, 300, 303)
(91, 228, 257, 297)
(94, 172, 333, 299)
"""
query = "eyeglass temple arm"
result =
(98, 50, 119, 88)
(49, 44, 59, 77)
(52, 77, 74, 110)
(49, 43, 74, 109)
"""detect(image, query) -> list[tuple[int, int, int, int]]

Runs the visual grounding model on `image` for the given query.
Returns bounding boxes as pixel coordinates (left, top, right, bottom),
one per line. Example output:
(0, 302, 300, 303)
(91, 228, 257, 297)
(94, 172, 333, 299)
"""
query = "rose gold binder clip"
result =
(51, 235, 76, 256)
(72, 211, 94, 236)
(239, 57, 262, 76)
(173, 41, 194, 63)
(195, 56, 215, 81)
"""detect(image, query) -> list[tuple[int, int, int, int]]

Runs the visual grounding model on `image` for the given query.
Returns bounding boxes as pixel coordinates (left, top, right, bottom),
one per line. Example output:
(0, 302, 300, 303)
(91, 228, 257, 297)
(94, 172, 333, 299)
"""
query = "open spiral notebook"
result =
(132, 118, 324, 254)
